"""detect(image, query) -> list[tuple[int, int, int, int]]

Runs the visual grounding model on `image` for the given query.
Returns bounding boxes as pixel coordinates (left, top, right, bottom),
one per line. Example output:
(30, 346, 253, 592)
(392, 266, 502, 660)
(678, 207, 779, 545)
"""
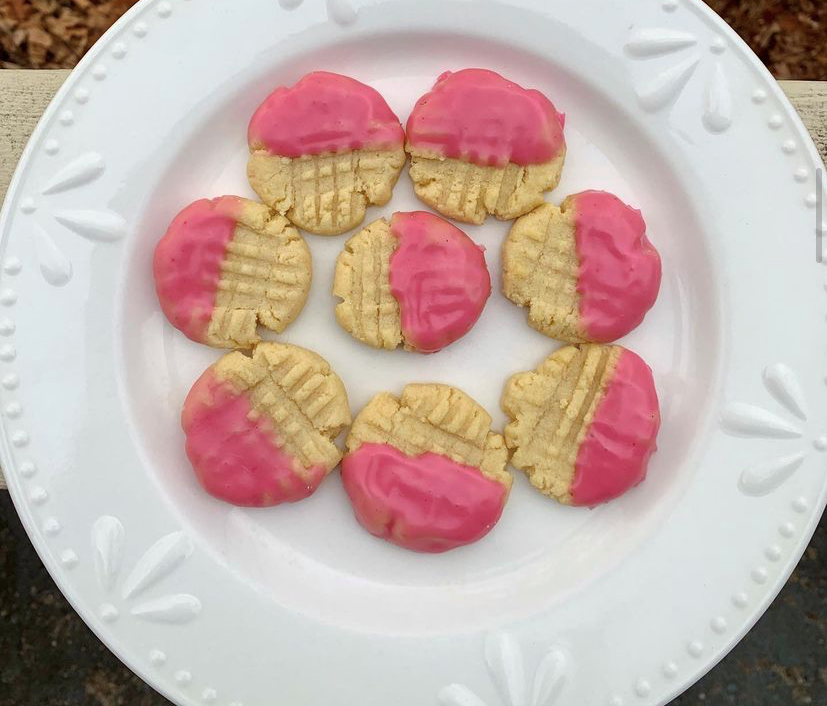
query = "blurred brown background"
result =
(0, 0, 826, 78)
(0, 1, 825, 706)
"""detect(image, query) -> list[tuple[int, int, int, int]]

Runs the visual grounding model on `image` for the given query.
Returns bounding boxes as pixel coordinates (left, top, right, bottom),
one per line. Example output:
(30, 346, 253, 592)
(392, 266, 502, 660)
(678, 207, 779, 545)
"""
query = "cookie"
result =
(333, 211, 491, 353)
(406, 68, 566, 224)
(501, 344, 660, 506)
(247, 71, 406, 235)
(153, 196, 311, 349)
(503, 191, 662, 343)
(341, 384, 511, 552)
(182, 342, 351, 507)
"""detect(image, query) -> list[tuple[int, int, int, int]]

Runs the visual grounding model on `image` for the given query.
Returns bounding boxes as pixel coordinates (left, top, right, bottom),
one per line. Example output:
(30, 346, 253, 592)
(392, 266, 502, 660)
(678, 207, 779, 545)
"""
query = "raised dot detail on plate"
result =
(608, 696, 624, 706)
(228, 702, 243, 706)
(662, 0, 678, 11)
(3, 373, 20, 390)
(133, 21, 148, 37)
(751, 89, 767, 104)
(0, 319, 15, 336)
(100, 603, 119, 622)
(149, 649, 166, 666)
(74, 88, 89, 104)
(765, 545, 782, 562)
(711, 616, 727, 633)
(634, 679, 651, 698)
(782, 140, 797, 154)
(30, 486, 47, 503)
(751, 567, 768, 584)
(60, 549, 78, 567)
(0, 345, 15, 362)
(5, 401, 22, 418)
(794, 167, 809, 182)
(710, 37, 726, 54)
(43, 517, 61, 535)
(813, 435, 827, 451)
(59, 110, 74, 126)
(19, 461, 36, 477)
(175, 671, 192, 686)
(768, 114, 783, 129)
(92, 65, 107, 81)
(792, 497, 809, 513)
(12, 430, 29, 447)
(202, 688, 218, 702)
(112, 42, 127, 59)
(805, 193, 818, 208)
(44, 139, 60, 155)
(20, 198, 36, 214)
(0, 289, 17, 306)
(663, 662, 679, 678)
(157, 1, 172, 17)
(779, 521, 795, 538)
(687, 641, 704, 658)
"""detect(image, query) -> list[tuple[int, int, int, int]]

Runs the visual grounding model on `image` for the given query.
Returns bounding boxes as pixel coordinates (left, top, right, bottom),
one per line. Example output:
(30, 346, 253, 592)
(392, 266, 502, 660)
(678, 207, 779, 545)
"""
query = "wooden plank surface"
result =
(0, 70, 826, 490)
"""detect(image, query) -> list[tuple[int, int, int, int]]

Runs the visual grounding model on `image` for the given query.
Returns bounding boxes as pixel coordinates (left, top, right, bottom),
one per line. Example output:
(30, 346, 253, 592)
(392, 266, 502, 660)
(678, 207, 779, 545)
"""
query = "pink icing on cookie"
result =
(573, 190, 662, 342)
(182, 369, 325, 507)
(406, 68, 566, 167)
(388, 211, 490, 353)
(153, 196, 243, 343)
(248, 71, 405, 158)
(570, 349, 660, 507)
(341, 442, 508, 553)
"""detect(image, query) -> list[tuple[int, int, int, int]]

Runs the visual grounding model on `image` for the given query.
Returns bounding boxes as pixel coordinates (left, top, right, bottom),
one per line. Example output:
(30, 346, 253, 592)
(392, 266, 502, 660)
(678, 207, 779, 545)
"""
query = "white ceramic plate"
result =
(1, 0, 825, 704)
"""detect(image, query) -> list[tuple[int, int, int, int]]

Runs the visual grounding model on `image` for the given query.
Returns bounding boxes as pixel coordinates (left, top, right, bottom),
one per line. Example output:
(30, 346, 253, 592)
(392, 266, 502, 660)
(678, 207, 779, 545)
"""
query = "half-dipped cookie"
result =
(182, 342, 351, 506)
(247, 71, 406, 235)
(342, 383, 511, 552)
(501, 344, 660, 506)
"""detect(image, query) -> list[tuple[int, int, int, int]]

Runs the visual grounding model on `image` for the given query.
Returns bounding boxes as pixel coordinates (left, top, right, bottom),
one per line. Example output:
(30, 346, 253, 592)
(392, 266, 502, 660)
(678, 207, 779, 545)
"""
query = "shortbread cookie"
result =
(503, 191, 661, 343)
(247, 71, 406, 235)
(182, 342, 351, 507)
(154, 196, 311, 349)
(342, 384, 511, 552)
(502, 344, 660, 507)
(406, 68, 566, 224)
(333, 211, 490, 353)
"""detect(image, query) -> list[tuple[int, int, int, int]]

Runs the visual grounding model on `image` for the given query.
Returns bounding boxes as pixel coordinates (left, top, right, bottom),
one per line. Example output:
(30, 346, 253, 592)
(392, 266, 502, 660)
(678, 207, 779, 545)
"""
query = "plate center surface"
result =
(120, 32, 720, 634)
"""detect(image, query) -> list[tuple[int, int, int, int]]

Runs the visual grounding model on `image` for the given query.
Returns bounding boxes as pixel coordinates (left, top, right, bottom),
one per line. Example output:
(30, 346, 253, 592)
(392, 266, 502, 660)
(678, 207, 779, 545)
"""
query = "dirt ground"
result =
(0, 0, 825, 79)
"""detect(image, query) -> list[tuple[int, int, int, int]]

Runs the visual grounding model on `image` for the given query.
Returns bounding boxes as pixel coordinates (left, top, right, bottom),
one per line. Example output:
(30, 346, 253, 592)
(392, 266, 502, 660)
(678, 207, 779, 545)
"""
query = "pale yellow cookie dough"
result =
(206, 199, 311, 349)
(214, 342, 352, 473)
(501, 344, 620, 503)
(502, 197, 588, 343)
(247, 148, 406, 235)
(347, 383, 511, 487)
(406, 147, 565, 225)
(332, 217, 402, 350)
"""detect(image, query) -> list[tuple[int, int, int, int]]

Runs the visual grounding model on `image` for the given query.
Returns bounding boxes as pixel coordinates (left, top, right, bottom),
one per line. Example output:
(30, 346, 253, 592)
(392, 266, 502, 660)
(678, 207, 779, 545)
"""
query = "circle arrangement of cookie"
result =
(333, 210, 491, 353)
(153, 196, 312, 349)
(503, 190, 662, 343)
(406, 69, 567, 224)
(182, 342, 351, 507)
(155, 67, 664, 552)
(501, 344, 660, 506)
(341, 384, 511, 552)
(247, 71, 406, 235)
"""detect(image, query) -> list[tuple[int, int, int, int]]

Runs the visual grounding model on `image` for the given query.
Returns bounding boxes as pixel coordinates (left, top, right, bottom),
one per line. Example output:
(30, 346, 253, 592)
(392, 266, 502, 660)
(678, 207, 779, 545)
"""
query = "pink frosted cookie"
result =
(182, 342, 351, 507)
(247, 71, 406, 235)
(333, 210, 491, 353)
(502, 344, 660, 506)
(503, 190, 662, 343)
(341, 384, 511, 552)
(153, 196, 311, 349)
(406, 68, 567, 224)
